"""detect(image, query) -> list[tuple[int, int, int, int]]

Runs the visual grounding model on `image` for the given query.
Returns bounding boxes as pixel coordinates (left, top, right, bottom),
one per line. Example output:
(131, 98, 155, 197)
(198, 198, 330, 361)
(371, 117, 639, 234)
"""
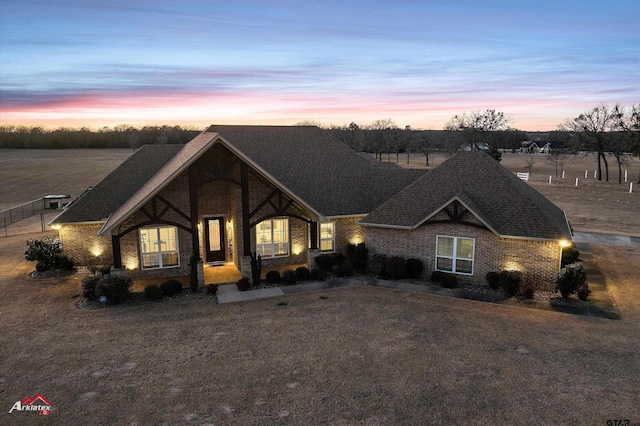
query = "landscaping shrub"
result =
(555, 263, 587, 298)
(561, 244, 580, 267)
(377, 268, 390, 280)
(25, 237, 75, 272)
(81, 274, 101, 300)
(335, 264, 354, 277)
(440, 273, 458, 289)
(577, 285, 592, 301)
(95, 275, 132, 304)
(265, 270, 281, 284)
(236, 277, 250, 291)
(332, 252, 346, 267)
(144, 284, 163, 301)
(371, 253, 388, 274)
(206, 284, 219, 295)
(315, 254, 334, 272)
(386, 256, 407, 280)
(430, 270, 443, 283)
(521, 285, 535, 300)
(346, 243, 368, 271)
(500, 270, 522, 297)
(295, 266, 310, 281)
(282, 269, 298, 285)
(486, 271, 501, 290)
(310, 268, 327, 281)
(405, 258, 424, 279)
(98, 265, 111, 275)
(160, 279, 183, 296)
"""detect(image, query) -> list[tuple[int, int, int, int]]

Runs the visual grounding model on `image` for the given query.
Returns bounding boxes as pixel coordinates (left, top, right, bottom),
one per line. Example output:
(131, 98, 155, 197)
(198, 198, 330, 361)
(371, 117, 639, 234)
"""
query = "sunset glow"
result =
(1, 0, 638, 131)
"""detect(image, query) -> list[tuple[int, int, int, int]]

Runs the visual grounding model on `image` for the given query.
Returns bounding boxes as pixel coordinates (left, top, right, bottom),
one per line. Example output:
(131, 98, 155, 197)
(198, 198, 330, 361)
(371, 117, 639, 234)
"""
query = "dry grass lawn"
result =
(1, 232, 639, 425)
(1, 148, 639, 424)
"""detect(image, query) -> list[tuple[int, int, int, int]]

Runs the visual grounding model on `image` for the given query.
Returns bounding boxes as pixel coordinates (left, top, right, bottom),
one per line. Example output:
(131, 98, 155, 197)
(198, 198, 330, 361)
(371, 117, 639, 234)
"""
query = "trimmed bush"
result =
(282, 269, 298, 285)
(144, 284, 163, 301)
(236, 277, 250, 291)
(430, 270, 443, 283)
(486, 271, 501, 290)
(315, 254, 334, 272)
(265, 270, 281, 284)
(332, 253, 346, 268)
(440, 273, 458, 289)
(346, 243, 368, 271)
(98, 265, 111, 275)
(500, 270, 522, 297)
(95, 275, 132, 304)
(310, 268, 327, 281)
(521, 285, 535, 300)
(386, 256, 406, 280)
(555, 263, 587, 298)
(295, 266, 310, 281)
(371, 254, 388, 274)
(25, 237, 75, 272)
(405, 258, 424, 279)
(206, 284, 219, 295)
(561, 244, 580, 267)
(160, 279, 183, 296)
(335, 264, 354, 277)
(577, 285, 592, 301)
(81, 274, 101, 300)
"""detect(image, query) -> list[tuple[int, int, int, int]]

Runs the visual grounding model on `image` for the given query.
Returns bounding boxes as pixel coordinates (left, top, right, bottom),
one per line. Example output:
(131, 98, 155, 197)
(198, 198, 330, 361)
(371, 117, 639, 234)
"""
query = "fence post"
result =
(575, 178, 579, 187)
(585, 170, 587, 178)
(631, 182, 634, 193)
(625, 170, 628, 182)
(594, 170, 597, 179)
(549, 175, 552, 184)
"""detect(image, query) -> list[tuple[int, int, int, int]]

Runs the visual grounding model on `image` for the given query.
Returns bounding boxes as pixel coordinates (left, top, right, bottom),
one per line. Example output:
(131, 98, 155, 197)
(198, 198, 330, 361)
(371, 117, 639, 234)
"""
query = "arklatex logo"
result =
(9, 394, 51, 415)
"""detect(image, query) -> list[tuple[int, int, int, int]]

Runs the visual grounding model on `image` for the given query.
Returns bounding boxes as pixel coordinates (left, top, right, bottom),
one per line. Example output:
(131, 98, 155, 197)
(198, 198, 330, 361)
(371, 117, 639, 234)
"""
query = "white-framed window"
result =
(256, 218, 289, 258)
(436, 235, 474, 275)
(139, 226, 180, 269)
(320, 222, 335, 252)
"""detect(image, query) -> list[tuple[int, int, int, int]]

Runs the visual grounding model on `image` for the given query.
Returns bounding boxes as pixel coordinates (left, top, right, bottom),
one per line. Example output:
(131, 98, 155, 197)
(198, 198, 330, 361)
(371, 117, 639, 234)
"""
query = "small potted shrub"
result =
(282, 269, 298, 285)
(160, 279, 183, 296)
(386, 256, 407, 280)
(295, 266, 310, 281)
(236, 277, 250, 291)
(440, 273, 458, 289)
(265, 270, 281, 284)
(405, 258, 424, 279)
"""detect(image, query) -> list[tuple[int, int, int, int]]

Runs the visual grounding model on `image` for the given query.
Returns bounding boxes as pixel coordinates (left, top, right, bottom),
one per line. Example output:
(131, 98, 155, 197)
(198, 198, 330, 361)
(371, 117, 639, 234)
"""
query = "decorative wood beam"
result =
(188, 166, 200, 258)
(309, 221, 318, 250)
(241, 162, 251, 256)
(112, 235, 122, 269)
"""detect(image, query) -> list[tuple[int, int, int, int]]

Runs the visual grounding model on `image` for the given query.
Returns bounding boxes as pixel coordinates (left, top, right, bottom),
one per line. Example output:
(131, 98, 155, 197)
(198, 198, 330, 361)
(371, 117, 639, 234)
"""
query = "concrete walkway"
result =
(573, 231, 640, 247)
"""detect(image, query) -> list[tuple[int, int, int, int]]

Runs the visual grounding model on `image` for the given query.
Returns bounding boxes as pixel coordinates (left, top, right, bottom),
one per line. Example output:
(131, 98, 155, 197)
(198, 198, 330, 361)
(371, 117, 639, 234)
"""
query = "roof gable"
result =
(359, 151, 572, 241)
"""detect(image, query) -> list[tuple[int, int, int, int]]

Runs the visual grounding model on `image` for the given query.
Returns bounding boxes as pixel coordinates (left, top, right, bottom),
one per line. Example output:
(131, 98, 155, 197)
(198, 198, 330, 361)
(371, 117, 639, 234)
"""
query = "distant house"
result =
(52, 126, 571, 290)
(520, 140, 566, 154)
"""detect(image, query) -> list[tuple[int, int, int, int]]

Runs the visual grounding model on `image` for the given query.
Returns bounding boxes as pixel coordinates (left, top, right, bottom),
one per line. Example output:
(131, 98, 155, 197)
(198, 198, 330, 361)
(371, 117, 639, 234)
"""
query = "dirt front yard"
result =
(1, 232, 639, 425)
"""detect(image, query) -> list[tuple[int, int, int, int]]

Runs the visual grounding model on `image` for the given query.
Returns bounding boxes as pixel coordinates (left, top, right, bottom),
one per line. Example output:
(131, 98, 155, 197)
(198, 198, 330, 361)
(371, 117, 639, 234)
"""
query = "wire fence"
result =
(0, 199, 47, 230)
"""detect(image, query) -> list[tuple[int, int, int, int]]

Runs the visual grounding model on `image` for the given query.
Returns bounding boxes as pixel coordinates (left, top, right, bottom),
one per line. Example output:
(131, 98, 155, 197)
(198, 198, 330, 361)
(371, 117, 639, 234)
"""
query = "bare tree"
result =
(559, 105, 619, 181)
(444, 109, 513, 155)
(612, 104, 640, 183)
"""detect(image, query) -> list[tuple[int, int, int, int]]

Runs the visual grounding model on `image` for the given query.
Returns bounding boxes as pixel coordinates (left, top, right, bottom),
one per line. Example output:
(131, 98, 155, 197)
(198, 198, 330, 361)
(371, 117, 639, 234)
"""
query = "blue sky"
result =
(0, 0, 638, 130)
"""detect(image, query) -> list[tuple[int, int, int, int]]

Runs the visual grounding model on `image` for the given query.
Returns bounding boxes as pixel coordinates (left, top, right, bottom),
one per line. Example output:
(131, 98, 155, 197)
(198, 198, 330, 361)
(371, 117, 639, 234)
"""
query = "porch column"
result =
(111, 234, 122, 269)
(188, 165, 200, 259)
(309, 221, 318, 250)
(241, 162, 251, 256)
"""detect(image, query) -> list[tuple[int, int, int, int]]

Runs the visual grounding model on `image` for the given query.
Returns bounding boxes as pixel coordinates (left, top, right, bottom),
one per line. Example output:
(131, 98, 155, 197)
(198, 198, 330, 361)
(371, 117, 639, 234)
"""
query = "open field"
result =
(0, 149, 133, 211)
(1, 232, 639, 424)
(1, 148, 639, 424)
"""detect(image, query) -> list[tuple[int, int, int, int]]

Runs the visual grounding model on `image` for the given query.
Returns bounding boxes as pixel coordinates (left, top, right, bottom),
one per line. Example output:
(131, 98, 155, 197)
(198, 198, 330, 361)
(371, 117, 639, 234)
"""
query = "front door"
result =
(204, 217, 226, 262)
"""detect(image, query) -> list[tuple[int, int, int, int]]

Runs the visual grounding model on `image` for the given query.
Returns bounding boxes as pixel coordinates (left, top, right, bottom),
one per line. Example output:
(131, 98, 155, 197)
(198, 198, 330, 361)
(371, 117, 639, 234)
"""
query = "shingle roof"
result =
(51, 144, 183, 224)
(52, 126, 425, 229)
(359, 151, 572, 241)
(206, 125, 425, 216)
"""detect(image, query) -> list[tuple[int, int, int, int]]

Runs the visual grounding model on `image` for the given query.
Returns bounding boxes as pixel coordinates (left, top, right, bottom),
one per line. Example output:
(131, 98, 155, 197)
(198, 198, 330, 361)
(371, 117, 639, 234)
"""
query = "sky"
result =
(0, 0, 638, 131)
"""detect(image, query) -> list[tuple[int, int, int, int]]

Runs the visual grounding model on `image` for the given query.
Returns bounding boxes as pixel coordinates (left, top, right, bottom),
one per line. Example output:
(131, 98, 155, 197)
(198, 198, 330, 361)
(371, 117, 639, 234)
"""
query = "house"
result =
(520, 140, 566, 154)
(51, 125, 571, 290)
(359, 151, 572, 290)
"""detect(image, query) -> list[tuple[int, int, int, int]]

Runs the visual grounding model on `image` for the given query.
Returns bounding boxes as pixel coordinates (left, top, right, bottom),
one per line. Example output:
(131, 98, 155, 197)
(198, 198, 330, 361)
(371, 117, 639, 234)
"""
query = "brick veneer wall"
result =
(59, 223, 112, 266)
(366, 222, 561, 290)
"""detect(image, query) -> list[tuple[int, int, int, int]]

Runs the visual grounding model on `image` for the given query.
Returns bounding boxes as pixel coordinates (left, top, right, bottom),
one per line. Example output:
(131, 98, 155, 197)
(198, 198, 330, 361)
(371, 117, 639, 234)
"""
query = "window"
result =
(436, 236, 474, 274)
(140, 226, 180, 269)
(320, 222, 335, 252)
(256, 218, 289, 257)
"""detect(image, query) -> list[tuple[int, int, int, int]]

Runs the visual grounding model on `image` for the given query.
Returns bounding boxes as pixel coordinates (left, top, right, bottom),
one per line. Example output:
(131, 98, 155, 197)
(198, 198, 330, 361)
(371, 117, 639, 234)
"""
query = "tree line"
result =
(1, 104, 638, 182)
(0, 125, 200, 149)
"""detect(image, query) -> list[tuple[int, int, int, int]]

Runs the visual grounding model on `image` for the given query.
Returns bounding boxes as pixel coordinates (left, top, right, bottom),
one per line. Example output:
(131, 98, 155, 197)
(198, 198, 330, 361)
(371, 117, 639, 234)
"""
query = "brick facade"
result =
(366, 221, 561, 290)
(59, 223, 112, 266)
